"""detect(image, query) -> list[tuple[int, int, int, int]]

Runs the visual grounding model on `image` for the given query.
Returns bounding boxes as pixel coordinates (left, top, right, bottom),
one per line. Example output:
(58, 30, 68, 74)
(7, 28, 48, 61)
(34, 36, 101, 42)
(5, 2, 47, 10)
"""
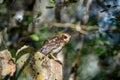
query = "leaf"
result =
(104, 40, 110, 45)
(23, 21, 28, 26)
(113, 50, 117, 55)
(16, 45, 35, 60)
(95, 47, 106, 55)
(30, 34, 39, 41)
(50, 0, 55, 3)
(28, 16, 32, 22)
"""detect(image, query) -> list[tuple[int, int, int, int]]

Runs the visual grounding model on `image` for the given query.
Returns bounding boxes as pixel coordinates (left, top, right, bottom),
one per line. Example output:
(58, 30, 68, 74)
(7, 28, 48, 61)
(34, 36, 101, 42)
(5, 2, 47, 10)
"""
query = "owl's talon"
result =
(50, 53, 57, 60)
(55, 60, 62, 65)
(50, 53, 62, 64)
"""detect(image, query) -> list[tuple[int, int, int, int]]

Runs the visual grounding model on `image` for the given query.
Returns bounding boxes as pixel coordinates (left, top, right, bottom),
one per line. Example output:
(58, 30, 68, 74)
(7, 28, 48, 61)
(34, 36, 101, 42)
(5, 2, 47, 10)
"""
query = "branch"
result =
(16, 45, 62, 80)
(44, 22, 98, 34)
(43, 22, 117, 34)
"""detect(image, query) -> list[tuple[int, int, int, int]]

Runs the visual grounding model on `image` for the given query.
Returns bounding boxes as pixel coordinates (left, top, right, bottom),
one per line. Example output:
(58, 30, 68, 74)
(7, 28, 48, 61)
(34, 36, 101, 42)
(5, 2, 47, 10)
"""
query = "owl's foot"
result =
(55, 60, 62, 65)
(50, 53, 57, 60)
(50, 53, 62, 65)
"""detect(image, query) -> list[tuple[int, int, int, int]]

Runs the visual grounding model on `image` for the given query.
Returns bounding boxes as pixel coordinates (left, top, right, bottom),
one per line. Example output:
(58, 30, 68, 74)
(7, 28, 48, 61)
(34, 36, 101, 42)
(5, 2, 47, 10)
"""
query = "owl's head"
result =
(61, 33, 71, 43)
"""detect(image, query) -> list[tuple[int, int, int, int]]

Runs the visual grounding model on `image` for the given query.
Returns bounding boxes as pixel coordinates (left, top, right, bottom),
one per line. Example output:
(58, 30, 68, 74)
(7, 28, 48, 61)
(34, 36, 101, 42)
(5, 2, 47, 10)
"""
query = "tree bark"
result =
(0, 57, 2, 80)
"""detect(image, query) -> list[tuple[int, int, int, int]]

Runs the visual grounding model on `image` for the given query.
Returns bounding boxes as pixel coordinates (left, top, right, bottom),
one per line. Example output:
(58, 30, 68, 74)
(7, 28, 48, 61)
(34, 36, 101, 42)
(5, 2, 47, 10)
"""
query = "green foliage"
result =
(50, 0, 55, 3)
(0, 4, 2, 9)
(112, 50, 117, 55)
(22, 16, 32, 26)
(30, 34, 39, 41)
(104, 40, 110, 45)
(94, 47, 106, 55)
(34, 28, 53, 49)
(50, 0, 55, 7)
(81, 34, 116, 56)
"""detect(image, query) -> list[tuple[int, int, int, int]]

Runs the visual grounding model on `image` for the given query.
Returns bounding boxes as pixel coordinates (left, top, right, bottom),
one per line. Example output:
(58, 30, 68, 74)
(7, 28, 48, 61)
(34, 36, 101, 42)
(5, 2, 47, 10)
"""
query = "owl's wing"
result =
(40, 41, 61, 55)
(40, 45, 52, 55)
(40, 35, 62, 55)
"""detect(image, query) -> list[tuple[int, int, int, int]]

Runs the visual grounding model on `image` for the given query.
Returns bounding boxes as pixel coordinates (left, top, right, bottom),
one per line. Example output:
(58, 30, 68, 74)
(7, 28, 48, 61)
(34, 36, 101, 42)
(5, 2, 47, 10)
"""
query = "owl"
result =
(40, 33, 71, 57)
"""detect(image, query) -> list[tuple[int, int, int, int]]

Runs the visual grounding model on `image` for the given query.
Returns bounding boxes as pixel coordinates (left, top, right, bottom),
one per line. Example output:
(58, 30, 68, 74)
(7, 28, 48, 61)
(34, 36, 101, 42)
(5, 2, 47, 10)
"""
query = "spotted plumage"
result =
(40, 33, 71, 55)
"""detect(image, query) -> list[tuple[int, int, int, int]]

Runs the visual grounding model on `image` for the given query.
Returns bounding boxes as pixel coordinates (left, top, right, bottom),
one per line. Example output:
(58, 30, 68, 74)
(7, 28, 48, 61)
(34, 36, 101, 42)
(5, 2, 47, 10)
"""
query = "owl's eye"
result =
(62, 35, 68, 39)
